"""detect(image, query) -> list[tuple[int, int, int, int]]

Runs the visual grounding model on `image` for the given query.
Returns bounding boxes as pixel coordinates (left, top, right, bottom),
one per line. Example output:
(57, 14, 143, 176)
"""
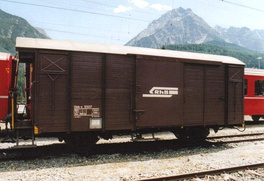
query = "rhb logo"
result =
(143, 87, 178, 98)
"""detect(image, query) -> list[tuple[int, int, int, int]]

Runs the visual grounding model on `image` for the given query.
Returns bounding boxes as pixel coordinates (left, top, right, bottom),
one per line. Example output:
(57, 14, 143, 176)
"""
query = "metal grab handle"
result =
(133, 109, 145, 113)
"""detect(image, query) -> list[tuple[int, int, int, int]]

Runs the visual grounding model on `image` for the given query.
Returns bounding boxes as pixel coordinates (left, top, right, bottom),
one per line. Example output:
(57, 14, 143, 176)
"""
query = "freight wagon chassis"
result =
(0, 92, 35, 147)
(59, 125, 221, 146)
(0, 122, 35, 148)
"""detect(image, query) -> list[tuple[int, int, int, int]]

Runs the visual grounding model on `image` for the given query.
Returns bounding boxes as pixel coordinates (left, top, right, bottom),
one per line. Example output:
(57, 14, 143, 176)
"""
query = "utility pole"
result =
(257, 57, 262, 69)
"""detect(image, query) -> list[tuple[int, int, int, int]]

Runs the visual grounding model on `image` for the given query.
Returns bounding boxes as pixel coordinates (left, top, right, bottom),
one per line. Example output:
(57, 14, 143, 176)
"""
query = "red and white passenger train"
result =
(0, 52, 13, 121)
(244, 68, 264, 121)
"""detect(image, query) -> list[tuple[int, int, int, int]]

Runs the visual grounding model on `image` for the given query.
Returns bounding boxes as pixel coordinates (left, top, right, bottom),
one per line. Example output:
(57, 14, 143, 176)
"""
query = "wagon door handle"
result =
(133, 109, 145, 121)
(136, 85, 141, 94)
(133, 109, 145, 113)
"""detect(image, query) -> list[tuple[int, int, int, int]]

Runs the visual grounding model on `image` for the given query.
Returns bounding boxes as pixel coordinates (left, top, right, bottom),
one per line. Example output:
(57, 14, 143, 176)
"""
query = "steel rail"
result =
(207, 132, 263, 139)
(218, 137, 264, 144)
(138, 163, 264, 181)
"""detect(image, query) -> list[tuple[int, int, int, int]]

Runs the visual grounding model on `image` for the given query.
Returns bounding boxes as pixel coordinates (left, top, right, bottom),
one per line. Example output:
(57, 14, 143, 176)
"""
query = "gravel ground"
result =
(0, 124, 263, 181)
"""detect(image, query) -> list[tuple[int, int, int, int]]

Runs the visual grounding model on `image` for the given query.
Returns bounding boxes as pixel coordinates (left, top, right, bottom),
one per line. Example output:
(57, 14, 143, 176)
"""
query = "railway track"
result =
(0, 143, 69, 161)
(207, 132, 263, 139)
(138, 163, 264, 181)
(206, 132, 264, 144)
(0, 132, 263, 160)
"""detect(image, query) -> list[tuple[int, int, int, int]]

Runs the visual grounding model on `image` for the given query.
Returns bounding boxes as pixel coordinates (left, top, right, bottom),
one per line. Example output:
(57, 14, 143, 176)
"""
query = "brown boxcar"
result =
(13, 37, 244, 146)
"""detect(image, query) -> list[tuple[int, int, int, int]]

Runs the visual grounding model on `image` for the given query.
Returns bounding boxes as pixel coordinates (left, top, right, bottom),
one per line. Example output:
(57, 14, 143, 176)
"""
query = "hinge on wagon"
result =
(130, 83, 141, 94)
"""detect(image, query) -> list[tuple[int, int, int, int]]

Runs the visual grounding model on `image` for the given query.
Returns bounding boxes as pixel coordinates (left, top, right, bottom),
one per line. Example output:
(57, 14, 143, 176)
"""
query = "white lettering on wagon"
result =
(0, 95, 8, 99)
(74, 105, 100, 118)
(143, 87, 179, 98)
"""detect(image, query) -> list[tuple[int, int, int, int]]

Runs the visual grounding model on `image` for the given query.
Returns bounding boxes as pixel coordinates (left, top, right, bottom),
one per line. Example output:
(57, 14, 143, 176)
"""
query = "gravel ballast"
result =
(0, 125, 263, 181)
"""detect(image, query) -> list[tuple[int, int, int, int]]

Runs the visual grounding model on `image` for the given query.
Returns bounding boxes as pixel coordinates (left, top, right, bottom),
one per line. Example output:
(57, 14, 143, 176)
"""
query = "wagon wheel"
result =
(172, 129, 188, 140)
(174, 132, 188, 140)
(64, 133, 99, 151)
(188, 127, 210, 140)
(252, 115, 260, 122)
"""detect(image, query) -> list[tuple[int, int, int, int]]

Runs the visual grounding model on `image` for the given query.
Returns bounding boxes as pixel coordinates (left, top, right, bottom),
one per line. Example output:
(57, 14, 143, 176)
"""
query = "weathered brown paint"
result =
(17, 44, 244, 135)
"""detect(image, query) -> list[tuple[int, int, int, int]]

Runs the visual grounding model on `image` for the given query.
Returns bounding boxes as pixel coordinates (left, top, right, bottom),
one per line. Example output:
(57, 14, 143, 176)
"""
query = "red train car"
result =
(0, 53, 13, 120)
(244, 68, 264, 121)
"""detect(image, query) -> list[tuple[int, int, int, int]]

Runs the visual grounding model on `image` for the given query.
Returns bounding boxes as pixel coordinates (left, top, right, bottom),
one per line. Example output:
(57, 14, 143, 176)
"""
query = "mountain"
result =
(126, 8, 222, 48)
(126, 8, 264, 53)
(215, 26, 264, 52)
(35, 27, 50, 38)
(0, 9, 50, 55)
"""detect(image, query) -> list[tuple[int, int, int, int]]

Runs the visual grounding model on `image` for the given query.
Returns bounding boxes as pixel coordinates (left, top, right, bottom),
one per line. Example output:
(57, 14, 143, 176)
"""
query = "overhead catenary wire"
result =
(0, 0, 149, 22)
(0, 0, 154, 43)
(0, 0, 264, 44)
(220, 0, 264, 13)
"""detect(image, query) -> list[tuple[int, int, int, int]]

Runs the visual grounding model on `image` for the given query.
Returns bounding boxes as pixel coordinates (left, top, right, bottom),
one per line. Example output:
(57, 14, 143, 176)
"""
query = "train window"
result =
(244, 79, 248, 95)
(255, 80, 264, 96)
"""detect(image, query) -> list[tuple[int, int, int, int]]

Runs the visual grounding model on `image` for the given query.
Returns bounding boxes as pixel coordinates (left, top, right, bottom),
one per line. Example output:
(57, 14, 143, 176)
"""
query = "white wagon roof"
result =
(0, 52, 12, 61)
(245, 68, 264, 76)
(16, 37, 244, 66)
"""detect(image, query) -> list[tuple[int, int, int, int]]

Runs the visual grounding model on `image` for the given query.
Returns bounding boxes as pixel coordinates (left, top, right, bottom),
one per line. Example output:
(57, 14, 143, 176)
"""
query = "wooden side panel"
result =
(104, 54, 135, 130)
(71, 53, 135, 131)
(204, 65, 225, 125)
(71, 52, 102, 132)
(136, 58, 184, 128)
(183, 64, 204, 125)
(183, 64, 225, 126)
(34, 51, 69, 133)
(227, 66, 244, 124)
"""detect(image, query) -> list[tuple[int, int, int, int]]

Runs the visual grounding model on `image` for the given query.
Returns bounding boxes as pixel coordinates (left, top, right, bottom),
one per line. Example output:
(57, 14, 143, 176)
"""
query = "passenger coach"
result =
(244, 68, 264, 121)
(1, 37, 245, 147)
(0, 52, 13, 120)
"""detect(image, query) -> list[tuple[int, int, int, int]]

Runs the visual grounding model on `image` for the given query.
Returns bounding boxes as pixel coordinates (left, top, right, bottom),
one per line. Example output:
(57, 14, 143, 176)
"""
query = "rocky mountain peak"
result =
(126, 8, 264, 52)
(126, 7, 220, 48)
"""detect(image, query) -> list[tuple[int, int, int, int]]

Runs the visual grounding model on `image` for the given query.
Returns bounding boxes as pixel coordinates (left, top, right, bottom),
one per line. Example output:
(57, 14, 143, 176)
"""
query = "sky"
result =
(1, 0, 264, 45)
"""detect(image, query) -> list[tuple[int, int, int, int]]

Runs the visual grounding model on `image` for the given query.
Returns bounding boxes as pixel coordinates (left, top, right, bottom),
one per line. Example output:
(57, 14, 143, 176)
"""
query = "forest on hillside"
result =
(163, 43, 264, 69)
